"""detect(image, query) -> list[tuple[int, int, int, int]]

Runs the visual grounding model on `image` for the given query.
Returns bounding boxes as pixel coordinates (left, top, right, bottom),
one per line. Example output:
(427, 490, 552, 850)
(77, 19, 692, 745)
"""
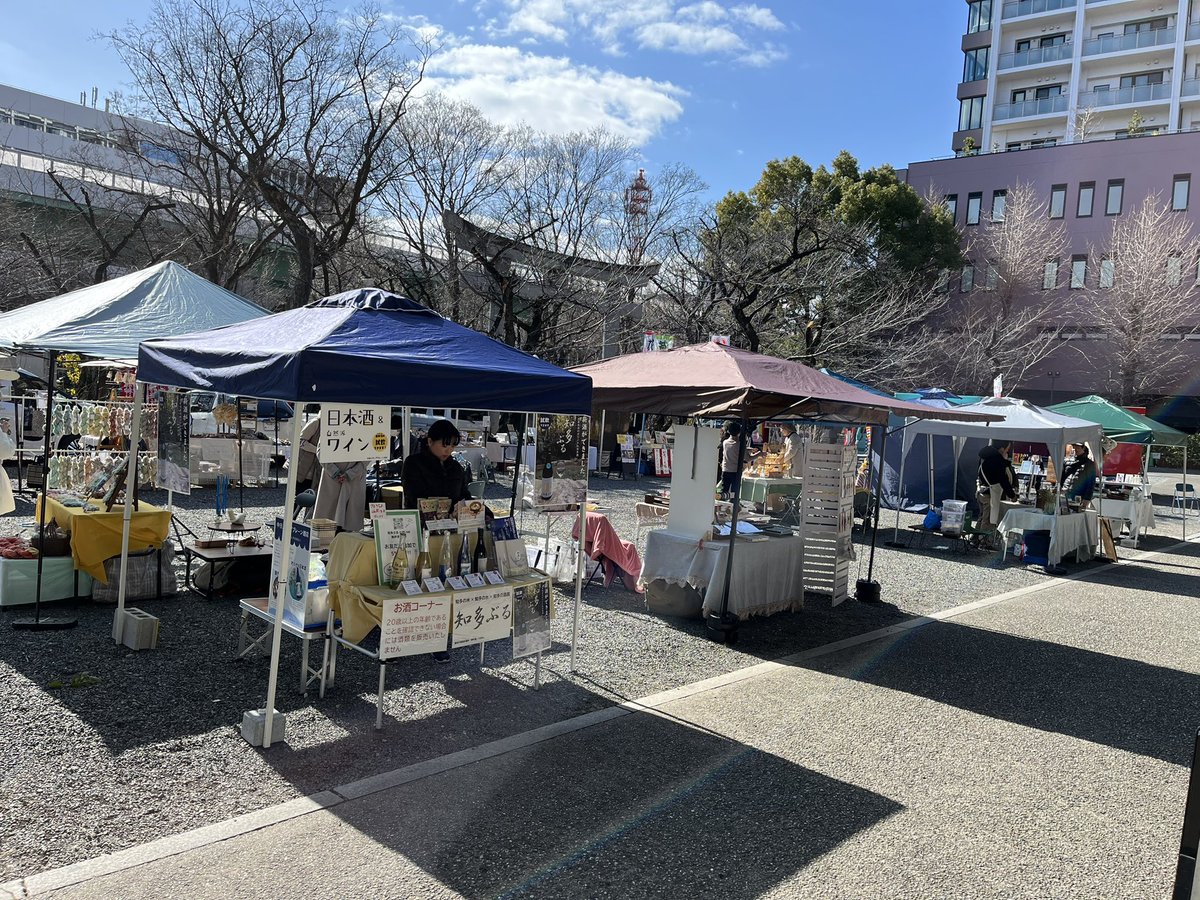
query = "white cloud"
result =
(421, 43, 687, 143)
(495, 0, 788, 65)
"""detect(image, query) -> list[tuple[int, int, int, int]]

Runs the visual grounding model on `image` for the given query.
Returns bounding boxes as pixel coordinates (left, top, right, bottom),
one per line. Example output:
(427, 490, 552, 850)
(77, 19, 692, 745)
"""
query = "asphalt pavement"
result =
(7, 535, 1200, 900)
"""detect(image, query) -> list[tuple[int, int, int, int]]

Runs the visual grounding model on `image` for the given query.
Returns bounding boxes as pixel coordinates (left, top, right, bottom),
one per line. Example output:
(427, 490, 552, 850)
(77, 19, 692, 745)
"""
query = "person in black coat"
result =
(1062, 442, 1098, 505)
(401, 419, 468, 510)
(976, 440, 1018, 530)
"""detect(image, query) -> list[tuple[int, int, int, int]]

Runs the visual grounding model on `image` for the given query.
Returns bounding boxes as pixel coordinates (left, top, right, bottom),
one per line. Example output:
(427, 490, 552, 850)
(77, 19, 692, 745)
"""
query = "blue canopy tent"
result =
(878, 389, 981, 513)
(121, 289, 593, 746)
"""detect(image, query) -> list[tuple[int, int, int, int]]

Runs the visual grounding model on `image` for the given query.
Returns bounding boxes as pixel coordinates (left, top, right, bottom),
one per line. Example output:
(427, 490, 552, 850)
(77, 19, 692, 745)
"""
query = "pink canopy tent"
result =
(574, 342, 998, 635)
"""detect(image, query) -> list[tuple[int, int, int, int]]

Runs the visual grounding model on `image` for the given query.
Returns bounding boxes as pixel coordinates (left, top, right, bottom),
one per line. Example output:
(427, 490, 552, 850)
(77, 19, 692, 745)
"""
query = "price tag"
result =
(422, 576, 445, 593)
(401, 580, 423, 596)
(464, 573, 486, 588)
(369, 502, 387, 522)
(484, 571, 505, 585)
(446, 575, 470, 590)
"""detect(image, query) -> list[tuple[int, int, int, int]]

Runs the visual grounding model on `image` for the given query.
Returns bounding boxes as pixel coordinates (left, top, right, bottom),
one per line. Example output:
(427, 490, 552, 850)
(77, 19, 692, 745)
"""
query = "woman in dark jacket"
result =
(401, 419, 468, 510)
(1062, 442, 1098, 505)
(977, 441, 1018, 530)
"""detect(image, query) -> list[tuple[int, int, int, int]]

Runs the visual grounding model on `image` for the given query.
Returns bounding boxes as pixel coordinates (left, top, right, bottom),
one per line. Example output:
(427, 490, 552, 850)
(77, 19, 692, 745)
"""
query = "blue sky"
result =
(1, 1, 966, 200)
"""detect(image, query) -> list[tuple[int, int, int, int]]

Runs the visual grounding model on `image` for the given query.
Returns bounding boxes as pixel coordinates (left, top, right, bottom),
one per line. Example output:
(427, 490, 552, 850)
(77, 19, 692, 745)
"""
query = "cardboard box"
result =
(0, 556, 91, 607)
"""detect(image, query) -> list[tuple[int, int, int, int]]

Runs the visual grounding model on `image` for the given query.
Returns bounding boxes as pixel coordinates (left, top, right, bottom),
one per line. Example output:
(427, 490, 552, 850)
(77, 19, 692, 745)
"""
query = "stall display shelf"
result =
(799, 442, 855, 603)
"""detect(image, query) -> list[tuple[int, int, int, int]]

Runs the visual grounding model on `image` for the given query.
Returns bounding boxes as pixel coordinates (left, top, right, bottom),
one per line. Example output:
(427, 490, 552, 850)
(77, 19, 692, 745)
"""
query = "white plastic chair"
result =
(1172, 483, 1199, 516)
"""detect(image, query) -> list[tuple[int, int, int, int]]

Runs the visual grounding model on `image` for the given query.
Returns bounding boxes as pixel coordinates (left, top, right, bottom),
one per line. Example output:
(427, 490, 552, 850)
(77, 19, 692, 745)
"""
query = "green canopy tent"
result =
(1050, 395, 1191, 538)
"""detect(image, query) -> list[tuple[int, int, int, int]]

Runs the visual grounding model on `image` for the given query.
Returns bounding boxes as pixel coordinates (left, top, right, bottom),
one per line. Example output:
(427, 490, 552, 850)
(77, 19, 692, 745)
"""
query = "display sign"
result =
(373, 509, 424, 586)
(451, 584, 513, 648)
(380, 594, 452, 659)
(534, 414, 588, 509)
(642, 331, 676, 352)
(155, 392, 191, 495)
(268, 517, 312, 629)
(512, 577, 552, 659)
(710, 334, 731, 346)
(319, 404, 390, 463)
(667, 425, 723, 540)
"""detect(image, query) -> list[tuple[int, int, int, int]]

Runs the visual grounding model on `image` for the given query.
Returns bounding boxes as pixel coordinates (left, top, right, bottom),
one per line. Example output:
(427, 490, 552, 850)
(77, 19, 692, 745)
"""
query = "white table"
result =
(997, 509, 1098, 566)
(1093, 496, 1156, 547)
(641, 529, 804, 619)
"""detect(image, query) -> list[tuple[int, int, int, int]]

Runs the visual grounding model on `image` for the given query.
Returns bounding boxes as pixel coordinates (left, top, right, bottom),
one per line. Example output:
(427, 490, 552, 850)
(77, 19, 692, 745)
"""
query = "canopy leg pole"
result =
(15, 353, 75, 631)
(927, 433, 935, 510)
(597, 410, 606, 474)
(890, 427, 907, 545)
(112, 383, 144, 642)
(261, 413, 306, 749)
(709, 418, 746, 643)
(510, 415, 527, 517)
(570, 438, 588, 673)
(1185, 445, 1189, 542)
(236, 397, 244, 510)
(865, 425, 888, 586)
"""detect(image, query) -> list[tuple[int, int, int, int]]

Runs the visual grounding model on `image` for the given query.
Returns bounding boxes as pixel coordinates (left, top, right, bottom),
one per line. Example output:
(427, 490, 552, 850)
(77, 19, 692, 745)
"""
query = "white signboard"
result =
(512, 577, 552, 659)
(667, 426, 723, 540)
(451, 585, 513, 648)
(373, 509, 424, 585)
(534, 414, 589, 509)
(320, 404, 391, 463)
(380, 594, 452, 660)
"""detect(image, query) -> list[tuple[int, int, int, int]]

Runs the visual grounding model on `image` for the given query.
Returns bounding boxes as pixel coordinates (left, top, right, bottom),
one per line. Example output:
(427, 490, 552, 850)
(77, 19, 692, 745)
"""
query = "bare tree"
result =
(111, 0, 432, 308)
(1087, 195, 1200, 404)
(940, 180, 1071, 393)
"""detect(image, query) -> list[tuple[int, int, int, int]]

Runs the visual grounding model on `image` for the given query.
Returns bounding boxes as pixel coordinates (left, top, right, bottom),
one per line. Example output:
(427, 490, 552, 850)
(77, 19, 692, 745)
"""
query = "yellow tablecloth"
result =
(36, 496, 172, 583)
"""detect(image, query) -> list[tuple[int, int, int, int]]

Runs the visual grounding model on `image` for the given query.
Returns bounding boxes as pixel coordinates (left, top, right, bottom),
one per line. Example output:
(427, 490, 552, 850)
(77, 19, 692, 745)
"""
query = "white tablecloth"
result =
(997, 509, 1098, 565)
(641, 529, 804, 619)
(1093, 496, 1156, 539)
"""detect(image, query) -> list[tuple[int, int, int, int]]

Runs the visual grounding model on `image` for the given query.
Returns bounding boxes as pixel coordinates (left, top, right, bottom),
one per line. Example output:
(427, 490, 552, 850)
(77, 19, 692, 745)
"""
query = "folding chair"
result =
(1173, 483, 1199, 516)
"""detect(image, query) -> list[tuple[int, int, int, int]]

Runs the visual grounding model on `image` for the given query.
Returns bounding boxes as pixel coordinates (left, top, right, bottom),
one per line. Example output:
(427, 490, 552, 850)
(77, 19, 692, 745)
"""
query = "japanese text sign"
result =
(450, 585, 513, 648)
(380, 593, 451, 660)
(320, 403, 390, 463)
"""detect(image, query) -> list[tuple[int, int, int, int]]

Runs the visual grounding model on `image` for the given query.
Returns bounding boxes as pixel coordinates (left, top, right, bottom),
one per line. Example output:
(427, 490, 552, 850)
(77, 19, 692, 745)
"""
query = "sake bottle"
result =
(540, 461, 554, 501)
(388, 545, 409, 588)
(473, 527, 489, 573)
(415, 541, 432, 580)
(438, 531, 453, 580)
(457, 530, 472, 576)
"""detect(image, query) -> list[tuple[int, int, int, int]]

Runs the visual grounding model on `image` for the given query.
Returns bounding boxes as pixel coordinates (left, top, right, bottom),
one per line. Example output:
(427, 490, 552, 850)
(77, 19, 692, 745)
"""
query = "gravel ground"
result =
(0, 468, 1192, 880)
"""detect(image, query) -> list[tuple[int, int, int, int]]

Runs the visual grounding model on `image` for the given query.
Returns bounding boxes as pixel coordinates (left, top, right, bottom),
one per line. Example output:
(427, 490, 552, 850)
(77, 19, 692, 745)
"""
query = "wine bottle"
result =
(540, 461, 554, 501)
(388, 545, 409, 588)
(473, 527, 489, 573)
(438, 531, 453, 580)
(457, 530, 472, 576)
(415, 543, 432, 580)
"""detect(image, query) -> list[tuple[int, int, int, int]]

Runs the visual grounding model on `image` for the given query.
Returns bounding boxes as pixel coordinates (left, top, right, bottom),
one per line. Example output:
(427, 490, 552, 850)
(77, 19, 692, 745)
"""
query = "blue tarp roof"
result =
(137, 289, 592, 415)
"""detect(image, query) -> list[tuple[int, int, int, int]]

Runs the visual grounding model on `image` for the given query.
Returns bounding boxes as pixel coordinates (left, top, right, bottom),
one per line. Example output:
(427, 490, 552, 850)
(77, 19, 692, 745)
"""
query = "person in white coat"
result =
(314, 458, 368, 533)
(779, 423, 801, 477)
(0, 416, 15, 516)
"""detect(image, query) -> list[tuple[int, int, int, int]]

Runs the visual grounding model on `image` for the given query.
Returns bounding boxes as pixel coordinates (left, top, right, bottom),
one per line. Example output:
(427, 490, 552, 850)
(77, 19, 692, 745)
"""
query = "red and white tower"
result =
(624, 168, 652, 266)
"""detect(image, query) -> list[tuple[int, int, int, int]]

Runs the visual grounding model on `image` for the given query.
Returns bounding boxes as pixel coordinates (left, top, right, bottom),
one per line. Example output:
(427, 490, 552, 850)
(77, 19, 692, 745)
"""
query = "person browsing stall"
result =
(976, 440, 1018, 531)
(779, 423, 801, 477)
(401, 419, 468, 509)
(719, 422, 761, 498)
(1061, 442, 1098, 507)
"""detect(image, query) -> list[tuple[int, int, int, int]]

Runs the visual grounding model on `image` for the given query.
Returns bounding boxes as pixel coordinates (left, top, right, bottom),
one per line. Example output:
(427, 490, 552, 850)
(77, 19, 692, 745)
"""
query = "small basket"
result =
(40, 533, 72, 557)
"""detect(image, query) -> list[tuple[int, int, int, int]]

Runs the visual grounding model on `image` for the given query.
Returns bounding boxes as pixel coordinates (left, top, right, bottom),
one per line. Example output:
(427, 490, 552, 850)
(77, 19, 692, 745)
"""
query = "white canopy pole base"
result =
(112, 384, 145, 643)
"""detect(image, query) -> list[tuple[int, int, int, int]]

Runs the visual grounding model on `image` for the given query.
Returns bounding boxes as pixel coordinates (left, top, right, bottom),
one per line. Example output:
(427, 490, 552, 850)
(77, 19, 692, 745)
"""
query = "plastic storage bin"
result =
(941, 500, 967, 535)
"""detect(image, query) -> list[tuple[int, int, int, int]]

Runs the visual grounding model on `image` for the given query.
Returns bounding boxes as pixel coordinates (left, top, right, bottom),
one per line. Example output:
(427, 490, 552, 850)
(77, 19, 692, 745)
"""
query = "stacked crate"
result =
(799, 441, 856, 604)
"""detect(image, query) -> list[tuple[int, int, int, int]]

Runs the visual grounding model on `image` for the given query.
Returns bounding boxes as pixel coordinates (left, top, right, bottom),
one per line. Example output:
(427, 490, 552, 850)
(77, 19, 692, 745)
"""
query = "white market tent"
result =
(0, 261, 268, 357)
(893, 396, 1104, 543)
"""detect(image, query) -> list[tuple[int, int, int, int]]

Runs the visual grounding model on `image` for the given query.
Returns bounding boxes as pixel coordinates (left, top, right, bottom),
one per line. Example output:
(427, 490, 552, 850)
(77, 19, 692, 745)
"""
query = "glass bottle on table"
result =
(415, 538, 432, 581)
(438, 530, 453, 580)
(473, 527, 489, 573)
(388, 545, 409, 589)
(457, 529, 472, 576)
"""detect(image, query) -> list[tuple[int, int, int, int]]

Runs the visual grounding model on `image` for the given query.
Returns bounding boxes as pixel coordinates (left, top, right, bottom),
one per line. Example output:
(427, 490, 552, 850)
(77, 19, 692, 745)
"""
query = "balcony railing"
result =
(1082, 26, 1176, 56)
(1182, 79, 1200, 97)
(993, 94, 1069, 120)
(1002, 0, 1076, 18)
(1078, 82, 1173, 107)
(998, 42, 1073, 69)
(1188, 21, 1200, 41)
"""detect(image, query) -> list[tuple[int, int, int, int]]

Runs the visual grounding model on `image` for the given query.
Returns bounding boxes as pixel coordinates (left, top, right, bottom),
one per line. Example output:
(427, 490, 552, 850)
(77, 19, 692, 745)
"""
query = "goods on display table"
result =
(997, 508, 1099, 566)
(0, 534, 93, 607)
(36, 493, 171, 583)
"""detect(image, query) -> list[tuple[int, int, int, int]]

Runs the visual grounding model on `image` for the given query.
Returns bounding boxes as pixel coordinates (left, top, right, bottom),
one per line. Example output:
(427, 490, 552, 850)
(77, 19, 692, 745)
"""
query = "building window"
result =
(945, 194, 958, 222)
(963, 48, 989, 83)
(935, 269, 950, 293)
(1049, 184, 1066, 219)
(1173, 175, 1190, 211)
(1106, 180, 1124, 216)
(967, 0, 991, 34)
(961, 265, 975, 292)
(1043, 260, 1059, 289)
(1120, 71, 1164, 89)
(985, 263, 999, 291)
(1124, 18, 1168, 35)
(1169, 255, 1183, 286)
(1071, 255, 1087, 288)
(966, 192, 982, 225)
(1100, 257, 1114, 288)
(1077, 182, 1095, 218)
(959, 96, 985, 132)
(992, 190, 1006, 221)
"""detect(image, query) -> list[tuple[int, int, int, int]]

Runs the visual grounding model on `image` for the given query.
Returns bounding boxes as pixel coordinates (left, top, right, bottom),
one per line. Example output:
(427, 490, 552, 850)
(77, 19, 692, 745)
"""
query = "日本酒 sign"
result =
(320, 404, 390, 462)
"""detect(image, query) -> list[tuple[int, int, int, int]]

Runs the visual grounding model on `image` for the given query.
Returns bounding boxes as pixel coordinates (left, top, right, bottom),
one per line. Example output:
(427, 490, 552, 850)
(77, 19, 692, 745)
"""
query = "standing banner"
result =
(380, 594, 452, 659)
(534, 414, 588, 509)
(155, 392, 191, 495)
(451, 584, 513, 648)
(512, 576, 552, 658)
(268, 517, 312, 629)
(319, 404, 391, 463)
